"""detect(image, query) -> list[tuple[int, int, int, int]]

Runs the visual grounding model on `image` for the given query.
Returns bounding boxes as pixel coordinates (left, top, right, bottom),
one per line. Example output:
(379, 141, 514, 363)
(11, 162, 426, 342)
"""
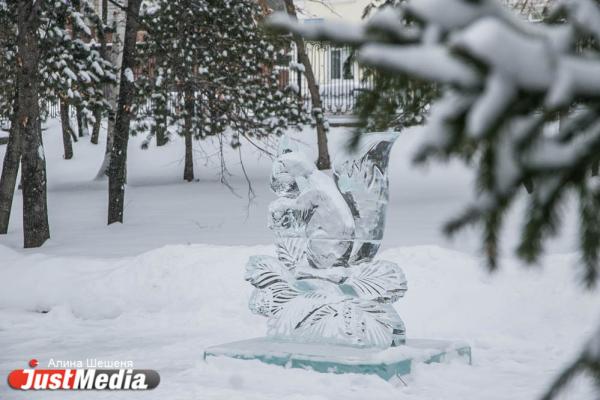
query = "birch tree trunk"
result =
(107, 0, 142, 224)
(91, 0, 108, 145)
(96, 4, 126, 180)
(72, 2, 87, 139)
(60, 98, 74, 159)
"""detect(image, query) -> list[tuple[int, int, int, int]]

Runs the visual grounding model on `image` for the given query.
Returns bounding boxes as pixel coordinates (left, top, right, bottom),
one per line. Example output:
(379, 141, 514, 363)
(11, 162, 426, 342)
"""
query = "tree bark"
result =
(91, 112, 101, 144)
(91, 0, 108, 145)
(283, 0, 331, 170)
(153, 95, 168, 146)
(95, 108, 115, 179)
(76, 105, 88, 137)
(91, 110, 101, 144)
(183, 86, 194, 182)
(107, 0, 142, 224)
(60, 98, 74, 159)
(71, 1, 87, 140)
(17, 1, 50, 248)
(96, 3, 125, 180)
(0, 100, 20, 234)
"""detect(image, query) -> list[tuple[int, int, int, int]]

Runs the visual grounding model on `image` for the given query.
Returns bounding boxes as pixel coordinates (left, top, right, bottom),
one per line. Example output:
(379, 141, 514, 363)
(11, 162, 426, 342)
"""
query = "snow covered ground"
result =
(0, 121, 598, 399)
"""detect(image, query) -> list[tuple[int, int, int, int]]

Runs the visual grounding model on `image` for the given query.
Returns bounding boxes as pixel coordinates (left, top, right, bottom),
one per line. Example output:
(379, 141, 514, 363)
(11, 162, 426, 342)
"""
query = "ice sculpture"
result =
(246, 132, 407, 349)
(205, 133, 471, 379)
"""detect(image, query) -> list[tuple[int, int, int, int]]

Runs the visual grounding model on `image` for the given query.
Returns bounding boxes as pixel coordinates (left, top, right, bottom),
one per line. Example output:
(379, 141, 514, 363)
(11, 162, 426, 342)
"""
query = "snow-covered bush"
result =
(269, 0, 600, 397)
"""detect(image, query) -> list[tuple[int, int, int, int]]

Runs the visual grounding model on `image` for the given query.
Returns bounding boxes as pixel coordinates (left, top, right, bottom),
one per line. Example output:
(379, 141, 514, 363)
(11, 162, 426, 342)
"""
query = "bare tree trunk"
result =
(90, 110, 101, 144)
(76, 105, 88, 137)
(76, 106, 83, 137)
(60, 98, 74, 159)
(71, 1, 87, 140)
(183, 86, 194, 182)
(91, 0, 109, 145)
(96, 4, 125, 180)
(183, 128, 193, 181)
(108, 0, 142, 224)
(0, 101, 20, 234)
(283, 0, 331, 170)
(153, 95, 168, 146)
(95, 110, 115, 179)
(91, 111, 101, 144)
(17, 1, 50, 248)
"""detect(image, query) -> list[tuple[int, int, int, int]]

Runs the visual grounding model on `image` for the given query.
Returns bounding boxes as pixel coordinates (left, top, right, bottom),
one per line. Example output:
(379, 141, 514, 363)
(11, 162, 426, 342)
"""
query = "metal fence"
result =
(44, 101, 61, 119)
(9, 44, 369, 125)
(282, 43, 372, 115)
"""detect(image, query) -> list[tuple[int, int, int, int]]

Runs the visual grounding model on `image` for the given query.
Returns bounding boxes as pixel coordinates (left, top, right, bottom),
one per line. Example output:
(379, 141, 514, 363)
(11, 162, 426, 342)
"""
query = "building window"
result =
(330, 48, 354, 80)
(331, 49, 341, 80)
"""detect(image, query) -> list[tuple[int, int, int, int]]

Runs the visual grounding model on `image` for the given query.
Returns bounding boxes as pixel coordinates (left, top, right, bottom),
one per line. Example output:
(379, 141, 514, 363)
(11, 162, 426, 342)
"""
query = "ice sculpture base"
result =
(204, 337, 471, 380)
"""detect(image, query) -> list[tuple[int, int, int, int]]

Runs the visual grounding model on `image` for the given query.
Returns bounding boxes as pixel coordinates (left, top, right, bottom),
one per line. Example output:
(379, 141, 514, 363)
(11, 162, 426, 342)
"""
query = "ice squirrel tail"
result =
(333, 132, 399, 264)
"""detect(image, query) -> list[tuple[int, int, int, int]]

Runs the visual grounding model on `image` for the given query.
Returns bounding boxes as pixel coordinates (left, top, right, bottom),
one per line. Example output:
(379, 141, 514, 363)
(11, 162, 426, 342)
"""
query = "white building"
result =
(295, 0, 372, 22)
(289, 0, 555, 114)
(287, 1, 372, 113)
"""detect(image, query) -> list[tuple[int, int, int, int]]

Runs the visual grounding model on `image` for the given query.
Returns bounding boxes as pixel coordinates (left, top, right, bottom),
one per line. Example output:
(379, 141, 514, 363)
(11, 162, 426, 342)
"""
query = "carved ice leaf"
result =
(267, 291, 341, 341)
(248, 284, 300, 317)
(344, 260, 407, 303)
(275, 237, 306, 270)
(245, 256, 300, 317)
(295, 303, 339, 331)
(352, 301, 405, 348)
(245, 255, 291, 289)
(267, 292, 403, 348)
